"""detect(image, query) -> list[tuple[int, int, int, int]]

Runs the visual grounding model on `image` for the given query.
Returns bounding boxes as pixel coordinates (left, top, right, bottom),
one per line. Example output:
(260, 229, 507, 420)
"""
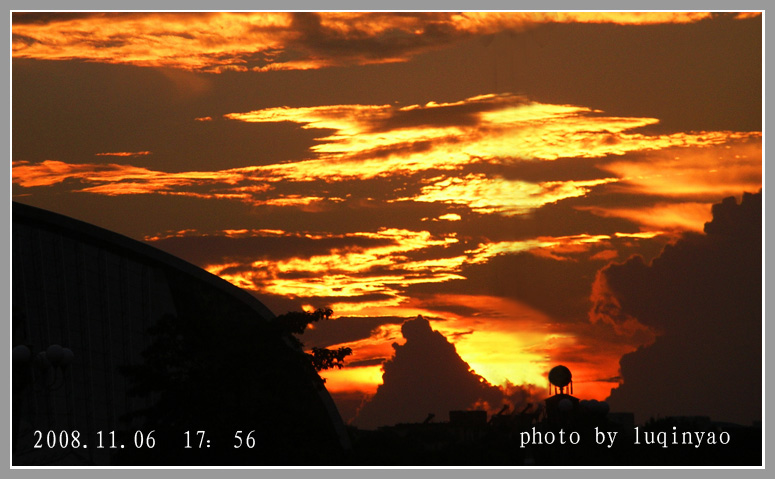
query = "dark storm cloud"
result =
(336, 139, 439, 163)
(367, 95, 528, 132)
(494, 155, 618, 184)
(12, 12, 105, 25)
(591, 191, 761, 425)
(353, 316, 536, 429)
(421, 253, 599, 324)
(405, 225, 673, 326)
(289, 12, 464, 65)
(10, 12, 216, 26)
(461, 194, 648, 240)
(396, 295, 485, 319)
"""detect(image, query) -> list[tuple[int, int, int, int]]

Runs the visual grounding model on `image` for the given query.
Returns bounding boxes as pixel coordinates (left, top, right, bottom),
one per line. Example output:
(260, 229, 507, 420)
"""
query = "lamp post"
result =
(13, 343, 76, 464)
(13, 343, 75, 391)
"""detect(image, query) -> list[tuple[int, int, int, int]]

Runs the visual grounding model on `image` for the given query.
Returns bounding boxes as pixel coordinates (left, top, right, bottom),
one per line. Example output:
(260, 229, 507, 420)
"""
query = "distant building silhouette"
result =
(345, 365, 761, 465)
(11, 202, 349, 465)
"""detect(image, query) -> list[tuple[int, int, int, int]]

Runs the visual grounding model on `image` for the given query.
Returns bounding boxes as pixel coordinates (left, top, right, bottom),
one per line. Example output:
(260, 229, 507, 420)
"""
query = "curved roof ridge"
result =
(12, 201, 277, 322)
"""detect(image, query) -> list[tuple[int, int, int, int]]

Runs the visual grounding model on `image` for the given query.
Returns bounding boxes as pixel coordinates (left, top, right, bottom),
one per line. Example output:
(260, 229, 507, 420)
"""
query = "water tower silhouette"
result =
(545, 365, 579, 424)
(548, 365, 573, 395)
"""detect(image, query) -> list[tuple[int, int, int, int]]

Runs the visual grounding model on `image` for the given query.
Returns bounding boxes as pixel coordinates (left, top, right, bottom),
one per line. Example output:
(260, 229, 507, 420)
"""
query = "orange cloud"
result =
(601, 139, 762, 199)
(579, 202, 716, 233)
(527, 235, 615, 261)
(580, 139, 762, 231)
(13, 96, 760, 264)
(12, 159, 248, 188)
(13, 12, 748, 72)
(13, 160, 163, 188)
(323, 322, 406, 364)
(590, 249, 619, 262)
(226, 95, 756, 189)
(94, 151, 151, 157)
(465, 234, 615, 265)
(12, 12, 293, 72)
(202, 228, 466, 301)
(11, 160, 271, 199)
(14, 94, 759, 222)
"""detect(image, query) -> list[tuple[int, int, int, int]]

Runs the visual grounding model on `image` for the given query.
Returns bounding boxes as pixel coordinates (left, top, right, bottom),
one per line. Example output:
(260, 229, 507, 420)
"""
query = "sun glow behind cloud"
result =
(319, 365, 384, 395)
(317, 293, 637, 401)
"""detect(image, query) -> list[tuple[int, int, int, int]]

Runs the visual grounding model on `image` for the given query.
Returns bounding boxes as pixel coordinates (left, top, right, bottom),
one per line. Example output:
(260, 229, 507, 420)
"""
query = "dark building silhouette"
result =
(11, 202, 349, 466)
(346, 365, 761, 466)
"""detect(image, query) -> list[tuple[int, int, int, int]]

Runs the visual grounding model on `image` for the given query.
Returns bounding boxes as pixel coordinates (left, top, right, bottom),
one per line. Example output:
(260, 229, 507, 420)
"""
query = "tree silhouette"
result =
(273, 307, 353, 373)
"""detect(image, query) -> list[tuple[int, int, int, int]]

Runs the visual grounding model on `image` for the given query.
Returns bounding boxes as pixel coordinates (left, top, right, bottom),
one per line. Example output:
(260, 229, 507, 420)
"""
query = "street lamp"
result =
(13, 343, 74, 390)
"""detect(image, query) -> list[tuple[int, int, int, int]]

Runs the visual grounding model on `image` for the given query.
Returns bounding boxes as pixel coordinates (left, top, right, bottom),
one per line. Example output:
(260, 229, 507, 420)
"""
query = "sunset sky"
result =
(11, 11, 762, 428)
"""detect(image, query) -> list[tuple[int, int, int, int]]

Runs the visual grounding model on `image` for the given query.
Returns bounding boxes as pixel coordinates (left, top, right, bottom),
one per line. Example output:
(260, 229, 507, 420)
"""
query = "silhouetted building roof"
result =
(12, 202, 349, 466)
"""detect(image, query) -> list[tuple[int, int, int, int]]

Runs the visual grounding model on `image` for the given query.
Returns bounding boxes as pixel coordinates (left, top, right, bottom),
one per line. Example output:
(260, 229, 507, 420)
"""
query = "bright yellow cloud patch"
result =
(203, 228, 465, 300)
(228, 96, 757, 186)
(405, 175, 619, 216)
